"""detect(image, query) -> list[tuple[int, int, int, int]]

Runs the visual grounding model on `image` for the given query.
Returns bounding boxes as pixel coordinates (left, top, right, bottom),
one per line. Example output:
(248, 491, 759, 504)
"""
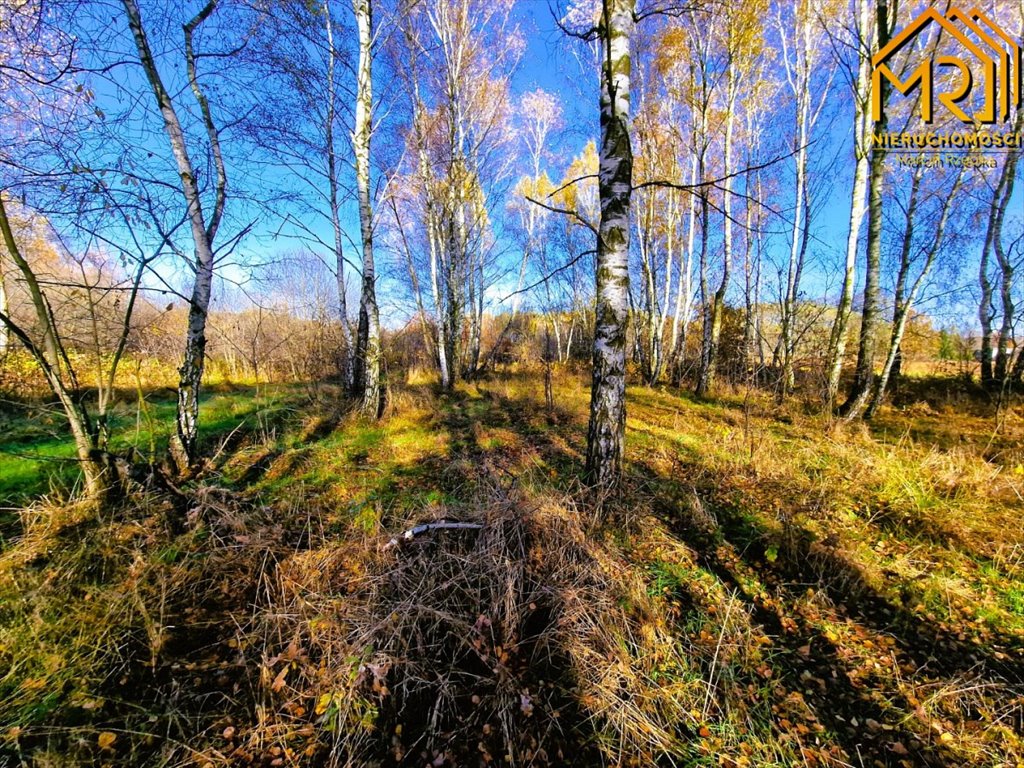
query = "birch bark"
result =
(842, 0, 892, 418)
(585, 0, 634, 490)
(0, 196, 107, 498)
(991, 110, 1023, 383)
(826, 0, 873, 407)
(352, 0, 382, 416)
(122, 0, 225, 471)
(325, 2, 353, 387)
(696, 56, 736, 396)
(866, 168, 963, 418)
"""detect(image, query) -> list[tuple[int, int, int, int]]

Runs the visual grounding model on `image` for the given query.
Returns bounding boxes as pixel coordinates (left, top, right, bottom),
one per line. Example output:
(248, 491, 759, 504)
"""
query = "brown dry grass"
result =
(252, 473, 697, 767)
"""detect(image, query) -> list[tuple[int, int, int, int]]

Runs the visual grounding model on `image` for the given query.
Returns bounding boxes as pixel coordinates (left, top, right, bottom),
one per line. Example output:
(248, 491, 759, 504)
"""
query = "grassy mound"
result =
(254, 480, 696, 766)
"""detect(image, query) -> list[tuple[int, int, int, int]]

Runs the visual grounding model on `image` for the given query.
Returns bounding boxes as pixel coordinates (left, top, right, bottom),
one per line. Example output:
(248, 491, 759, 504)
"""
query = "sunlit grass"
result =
(1, 367, 1022, 766)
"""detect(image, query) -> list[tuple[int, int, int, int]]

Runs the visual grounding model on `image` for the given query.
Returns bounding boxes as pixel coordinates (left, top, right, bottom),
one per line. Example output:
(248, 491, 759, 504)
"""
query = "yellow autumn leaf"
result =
(315, 693, 333, 716)
(98, 731, 117, 749)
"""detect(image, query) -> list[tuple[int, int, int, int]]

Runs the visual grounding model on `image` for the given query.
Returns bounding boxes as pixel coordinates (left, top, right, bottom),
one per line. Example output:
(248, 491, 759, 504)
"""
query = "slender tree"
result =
(985, 109, 1024, 385)
(0, 238, 7, 354)
(825, 0, 874, 407)
(393, 0, 518, 389)
(0, 198, 109, 498)
(775, 0, 831, 397)
(351, 0, 383, 416)
(122, 0, 228, 470)
(0, 196, 163, 501)
(842, 0, 893, 418)
(585, 0, 634, 489)
(324, 0, 354, 386)
(865, 166, 964, 418)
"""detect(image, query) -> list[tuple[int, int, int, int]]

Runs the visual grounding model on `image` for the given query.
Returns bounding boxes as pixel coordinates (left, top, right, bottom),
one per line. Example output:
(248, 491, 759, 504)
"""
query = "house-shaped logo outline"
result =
(962, 7, 1023, 119)
(871, 6, 1019, 125)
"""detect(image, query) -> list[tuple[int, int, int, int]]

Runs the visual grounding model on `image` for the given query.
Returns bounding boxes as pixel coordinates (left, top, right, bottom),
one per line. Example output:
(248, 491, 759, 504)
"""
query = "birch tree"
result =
(632, 75, 679, 385)
(981, 108, 1024, 386)
(245, 0, 355, 382)
(122, 0, 229, 470)
(490, 88, 562, 371)
(0, 193, 169, 502)
(351, 0, 383, 416)
(544, 142, 600, 363)
(865, 165, 964, 418)
(651, 29, 699, 382)
(841, 0, 895, 418)
(585, 0, 634, 488)
(325, 1, 353, 385)
(825, 0, 874, 407)
(0, 254, 7, 354)
(740, 79, 776, 375)
(774, 0, 832, 396)
(394, 0, 518, 389)
(0, 199, 112, 498)
(0, 0, 171, 500)
(687, 23, 717, 397)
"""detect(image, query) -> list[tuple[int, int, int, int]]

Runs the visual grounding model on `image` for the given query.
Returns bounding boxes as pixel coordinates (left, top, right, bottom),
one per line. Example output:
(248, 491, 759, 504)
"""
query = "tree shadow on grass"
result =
(632, 450, 1024, 766)
(431, 384, 585, 495)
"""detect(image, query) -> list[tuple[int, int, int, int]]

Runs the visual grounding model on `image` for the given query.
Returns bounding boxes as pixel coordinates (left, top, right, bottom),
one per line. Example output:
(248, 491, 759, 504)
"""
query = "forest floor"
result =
(1, 369, 1023, 767)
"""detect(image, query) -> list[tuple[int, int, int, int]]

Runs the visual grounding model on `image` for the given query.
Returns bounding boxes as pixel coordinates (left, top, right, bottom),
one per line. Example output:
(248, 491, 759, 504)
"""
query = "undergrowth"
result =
(0, 368, 1021, 767)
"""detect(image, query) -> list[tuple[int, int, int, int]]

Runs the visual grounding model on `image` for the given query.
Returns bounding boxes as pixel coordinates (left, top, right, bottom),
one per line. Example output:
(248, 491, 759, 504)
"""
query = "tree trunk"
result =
(0, 248, 8, 354)
(669, 157, 697, 382)
(409, 73, 452, 389)
(866, 165, 964, 419)
(123, 0, 224, 471)
(825, 0, 873, 408)
(325, 1, 353, 388)
(693, 192, 713, 396)
(636, 193, 658, 384)
(842, 0, 891, 419)
(0, 196, 109, 500)
(1011, 338, 1024, 384)
(781, 76, 808, 396)
(741, 171, 755, 374)
(352, 0, 382, 417)
(992, 110, 1023, 383)
(585, 0, 634, 490)
(700, 59, 736, 395)
(654, 189, 676, 383)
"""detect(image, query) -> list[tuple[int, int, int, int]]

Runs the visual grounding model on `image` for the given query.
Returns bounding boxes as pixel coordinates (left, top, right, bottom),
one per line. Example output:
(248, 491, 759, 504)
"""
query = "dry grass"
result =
(250, 474, 697, 767)
(0, 484, 291, 767)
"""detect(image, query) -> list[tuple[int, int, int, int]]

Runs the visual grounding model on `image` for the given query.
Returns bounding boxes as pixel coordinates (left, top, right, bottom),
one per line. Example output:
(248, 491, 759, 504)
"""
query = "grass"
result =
(0, 367, 1022, 766)
(0, 383, 304, 514)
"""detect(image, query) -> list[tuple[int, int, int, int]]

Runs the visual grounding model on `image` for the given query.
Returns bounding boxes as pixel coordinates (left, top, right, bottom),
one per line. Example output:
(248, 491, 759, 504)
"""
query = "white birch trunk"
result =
(0, 196, 108, 498)
(826, 0, 873, 407)
(991, 109, 1023, 382)
(0, 252, 8, 353)
(123, 0, 223, 471)
(585, 0, 634, 490)
(669, 156, 697, 361)
(325, 2, 352, 387)
(778, 4, 815, 395)
(352, 0, 382, 416)
(697, 59, 736, 396)
(866, 169, 962, 418)
(843, 0, 892, 418)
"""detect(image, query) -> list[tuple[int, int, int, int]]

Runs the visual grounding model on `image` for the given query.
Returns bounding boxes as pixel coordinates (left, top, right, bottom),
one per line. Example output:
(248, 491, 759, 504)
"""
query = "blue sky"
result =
(72, 0, 1021, 334)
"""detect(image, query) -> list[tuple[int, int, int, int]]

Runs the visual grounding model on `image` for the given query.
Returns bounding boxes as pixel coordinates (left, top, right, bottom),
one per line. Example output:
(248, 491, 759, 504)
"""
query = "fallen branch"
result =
(384, 520, 484, 551)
